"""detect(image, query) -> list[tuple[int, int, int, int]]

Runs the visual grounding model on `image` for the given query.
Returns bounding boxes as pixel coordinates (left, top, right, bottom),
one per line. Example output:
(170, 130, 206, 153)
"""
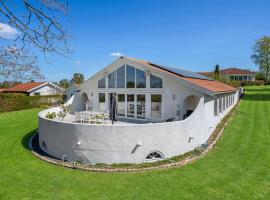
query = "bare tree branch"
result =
(0, 45, 44, 81)
(0, 0, 71, 55)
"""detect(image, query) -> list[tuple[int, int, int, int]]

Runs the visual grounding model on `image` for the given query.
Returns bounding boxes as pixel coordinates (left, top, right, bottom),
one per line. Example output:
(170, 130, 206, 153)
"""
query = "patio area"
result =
(61, 110, 157, 125)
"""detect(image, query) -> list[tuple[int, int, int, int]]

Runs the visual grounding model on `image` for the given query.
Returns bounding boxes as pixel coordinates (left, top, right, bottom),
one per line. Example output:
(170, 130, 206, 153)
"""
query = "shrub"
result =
(254, 80, 265, 86)
(57, 104, 72, 120)
(241, 81, 254, 86)
(45, 112, 56, 119)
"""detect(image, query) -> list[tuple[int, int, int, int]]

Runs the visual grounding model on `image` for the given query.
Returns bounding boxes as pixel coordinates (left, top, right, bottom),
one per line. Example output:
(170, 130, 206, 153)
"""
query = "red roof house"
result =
(1, 82, 64, 96)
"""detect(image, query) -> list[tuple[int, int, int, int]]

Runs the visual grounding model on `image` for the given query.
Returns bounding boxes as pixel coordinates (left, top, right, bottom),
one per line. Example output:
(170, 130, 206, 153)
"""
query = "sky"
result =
(1, 0, 270, 82)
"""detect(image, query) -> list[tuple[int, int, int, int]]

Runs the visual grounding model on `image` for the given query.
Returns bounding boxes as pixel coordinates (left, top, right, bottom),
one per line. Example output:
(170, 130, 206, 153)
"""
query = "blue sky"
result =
(2, 0, 270, 81)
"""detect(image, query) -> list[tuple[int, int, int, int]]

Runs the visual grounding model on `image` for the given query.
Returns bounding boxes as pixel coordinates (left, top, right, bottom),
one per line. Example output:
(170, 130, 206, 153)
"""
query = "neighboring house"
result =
(199, 68, 256, 81)
(1, 82, 64, 96)
(65, 84, 80, 100)
(220, 68, 256, 81)
(39, 57, 240, 164)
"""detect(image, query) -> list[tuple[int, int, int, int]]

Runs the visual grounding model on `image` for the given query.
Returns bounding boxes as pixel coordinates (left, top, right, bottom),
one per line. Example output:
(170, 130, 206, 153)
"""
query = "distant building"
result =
(0, 82, 64, 96)
(220, 68, 256, 81)
(199, 68, 256, 82)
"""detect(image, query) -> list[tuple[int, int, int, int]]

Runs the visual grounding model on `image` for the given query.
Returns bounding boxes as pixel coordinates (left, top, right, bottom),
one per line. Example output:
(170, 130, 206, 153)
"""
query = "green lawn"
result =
(1, 86, 270, 199)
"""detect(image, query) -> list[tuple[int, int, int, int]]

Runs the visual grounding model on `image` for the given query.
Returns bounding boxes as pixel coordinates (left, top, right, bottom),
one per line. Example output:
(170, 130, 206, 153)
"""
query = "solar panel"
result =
(149, 63, 213, 81)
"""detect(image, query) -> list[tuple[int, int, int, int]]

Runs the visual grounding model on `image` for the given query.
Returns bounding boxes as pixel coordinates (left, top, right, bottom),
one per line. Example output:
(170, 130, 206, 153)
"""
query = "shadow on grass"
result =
(244, 93, 270, 101)
(243, 87, 270, 101)
(21, 129, 37, 151)
(244, 87, 270, 92)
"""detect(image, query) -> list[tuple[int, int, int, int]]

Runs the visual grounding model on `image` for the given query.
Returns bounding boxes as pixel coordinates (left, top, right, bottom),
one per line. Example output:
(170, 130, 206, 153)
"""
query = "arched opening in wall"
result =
(79, 92, 89, 111)
(145, 151, 164, 162)
(182, 95, 200, 120)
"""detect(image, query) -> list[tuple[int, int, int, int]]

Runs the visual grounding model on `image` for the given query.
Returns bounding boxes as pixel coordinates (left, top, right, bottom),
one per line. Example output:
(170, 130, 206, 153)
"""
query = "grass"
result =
(1, 86, 270, 199)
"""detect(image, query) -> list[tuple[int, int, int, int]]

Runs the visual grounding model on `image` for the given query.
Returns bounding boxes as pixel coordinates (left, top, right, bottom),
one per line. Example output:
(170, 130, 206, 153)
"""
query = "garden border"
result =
(29, 99, 241, 173)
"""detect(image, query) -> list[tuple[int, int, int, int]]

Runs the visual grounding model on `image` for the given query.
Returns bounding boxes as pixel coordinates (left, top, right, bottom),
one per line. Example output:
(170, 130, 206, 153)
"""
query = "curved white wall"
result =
(38, 92, 237, 165)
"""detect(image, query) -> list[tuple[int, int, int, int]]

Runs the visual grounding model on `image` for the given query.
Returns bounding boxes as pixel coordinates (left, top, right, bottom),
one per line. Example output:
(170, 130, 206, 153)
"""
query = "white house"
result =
(2, 82, 64, 96)
(65, 84, 80, 100)
(38, 57, 240, 165)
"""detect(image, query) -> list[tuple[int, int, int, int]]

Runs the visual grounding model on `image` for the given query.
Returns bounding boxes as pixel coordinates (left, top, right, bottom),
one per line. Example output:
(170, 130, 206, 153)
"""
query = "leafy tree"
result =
(214, 64, 220, 80)
(255, 72, 265, 80)
(0, 81, 21, 88)
(58, 79, 70, 89)
(251, 36, 270, 80)
(52, 81, 59, 86)
(0, 81, 10, 88)
(71, 73, 84, 84)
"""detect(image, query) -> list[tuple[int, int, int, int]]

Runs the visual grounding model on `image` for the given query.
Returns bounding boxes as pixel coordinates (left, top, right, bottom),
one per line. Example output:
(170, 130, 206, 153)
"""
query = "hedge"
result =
(0, 93, 64, 112)
(240, 80, 265, 86)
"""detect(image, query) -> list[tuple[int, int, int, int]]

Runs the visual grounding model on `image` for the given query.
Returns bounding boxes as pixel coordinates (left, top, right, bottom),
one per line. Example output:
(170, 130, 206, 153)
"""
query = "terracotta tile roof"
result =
(4, 82, 46, 92)
(0, 88, 5, 92)
(220, 68, 255, 75)
(181, 77, 236, 93)
(125, 57, 236, 94)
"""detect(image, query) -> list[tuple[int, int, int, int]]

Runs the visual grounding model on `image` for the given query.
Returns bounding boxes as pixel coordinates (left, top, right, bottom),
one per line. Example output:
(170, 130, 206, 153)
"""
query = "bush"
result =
(255, 72, 265, 80)
(241, 81, 254, 86)
(45, 112, 56, 119)
(240, 80, 265, 86)
(254, 80, 265, 86)
(0, 93, 64, 112)
(264, 80, 270, 85)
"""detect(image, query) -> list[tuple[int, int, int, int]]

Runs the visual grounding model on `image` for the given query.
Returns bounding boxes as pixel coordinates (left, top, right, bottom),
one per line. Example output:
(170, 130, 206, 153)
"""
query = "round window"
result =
(145, 151, 164, 162)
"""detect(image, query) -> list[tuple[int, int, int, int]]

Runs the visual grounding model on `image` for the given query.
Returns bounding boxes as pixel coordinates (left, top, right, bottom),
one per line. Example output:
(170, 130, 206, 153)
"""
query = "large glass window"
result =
(126, 65, 135, 88)
(117, 94, 125, 117)
(127, 94, 135, 117)
(137, 94, 145, 119)
(98, 77, 106, 88)
(150, 74, 163, 88)
(99, 93, 106, 111)
(117, 65, 125, 88)
(108, 71, 116, 88)
(151, 94, 162, 118)
(136, 69, 146, 88)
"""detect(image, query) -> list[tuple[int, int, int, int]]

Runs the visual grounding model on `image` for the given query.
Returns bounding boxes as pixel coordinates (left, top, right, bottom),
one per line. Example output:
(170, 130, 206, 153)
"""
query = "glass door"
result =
(127, 94, 135, 118)
(136, 94, 145, 119)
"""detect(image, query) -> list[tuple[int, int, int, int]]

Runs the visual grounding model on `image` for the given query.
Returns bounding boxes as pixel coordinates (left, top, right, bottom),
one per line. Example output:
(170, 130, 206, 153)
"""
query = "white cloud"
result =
(0, 23, 20, 40)
(109, 52, 125, 57)
(74, 60, 81, 66)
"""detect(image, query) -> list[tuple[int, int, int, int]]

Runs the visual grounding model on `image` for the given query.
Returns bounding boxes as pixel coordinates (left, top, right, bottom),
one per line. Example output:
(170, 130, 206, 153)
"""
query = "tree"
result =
(214, 64, 220, 80)
(58, 79, 70, 89)
(251, 36, 270, 80)
(255, 72, 265, 80)
(71, 73, 84, 84)
(0, 81, 11, 88)
(0, 81, 21, 88)
(0, 0, 70, 54)
(0, 46, 44, 81)
(0, 0, 70, 81)
(52, 81, 58, 86)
